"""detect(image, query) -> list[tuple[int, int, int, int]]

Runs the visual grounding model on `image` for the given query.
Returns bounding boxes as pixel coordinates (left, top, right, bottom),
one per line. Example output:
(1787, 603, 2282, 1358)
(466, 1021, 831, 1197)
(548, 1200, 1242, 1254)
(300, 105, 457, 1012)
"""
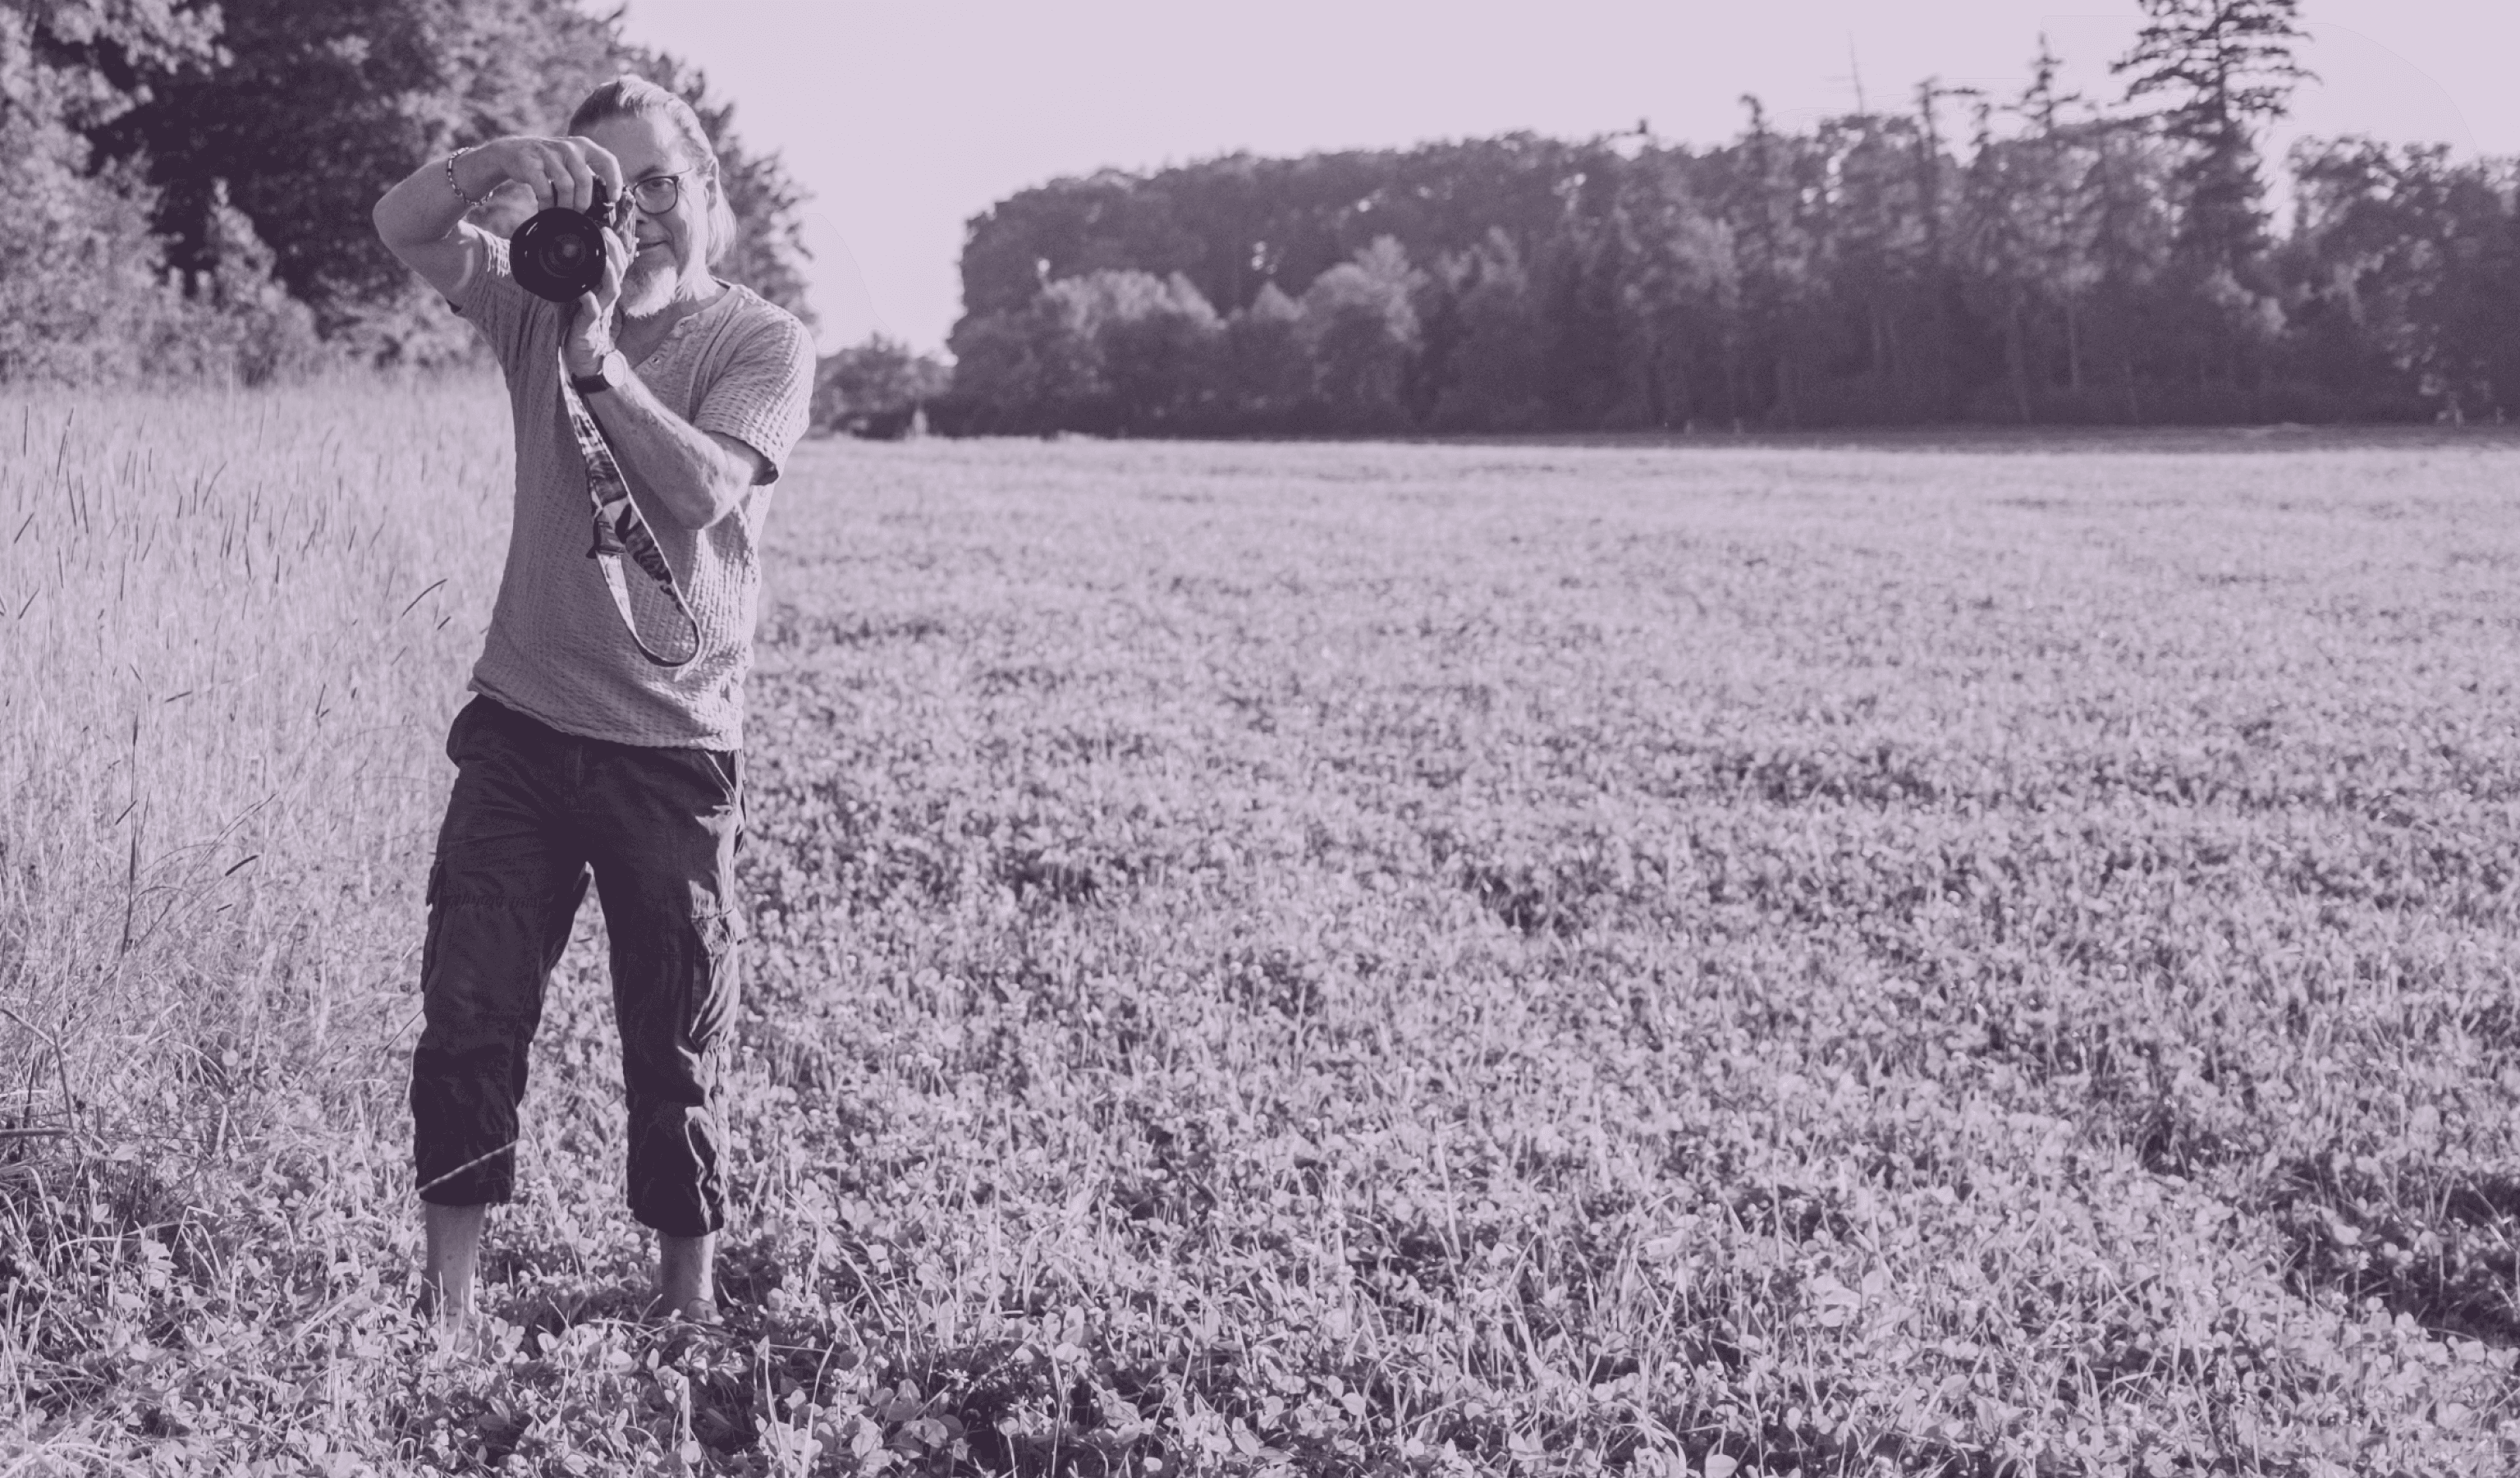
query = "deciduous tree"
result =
(0, 0, 233, 382)
(89, 1, 811, 358)
(814, 334, 951, 436)
(1299, 237, 1422, 430)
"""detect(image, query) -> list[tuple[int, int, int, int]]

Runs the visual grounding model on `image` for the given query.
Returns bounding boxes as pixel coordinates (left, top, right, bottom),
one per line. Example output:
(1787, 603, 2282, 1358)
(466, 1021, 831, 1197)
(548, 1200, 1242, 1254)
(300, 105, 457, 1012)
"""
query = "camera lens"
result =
(510, 206, 608, 303)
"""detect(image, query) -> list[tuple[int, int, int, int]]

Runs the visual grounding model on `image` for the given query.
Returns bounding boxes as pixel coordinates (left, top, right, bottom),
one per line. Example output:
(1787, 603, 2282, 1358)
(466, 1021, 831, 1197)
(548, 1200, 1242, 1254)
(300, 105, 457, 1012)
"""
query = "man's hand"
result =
(374, 134, 625, 302)
(565, 229, 632, 379)
(466, 135, 625, 217)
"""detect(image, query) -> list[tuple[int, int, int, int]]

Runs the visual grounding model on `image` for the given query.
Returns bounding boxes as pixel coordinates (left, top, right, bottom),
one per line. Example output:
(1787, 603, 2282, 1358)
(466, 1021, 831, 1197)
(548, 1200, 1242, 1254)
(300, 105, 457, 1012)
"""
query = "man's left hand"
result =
(563, 227, 632, 379)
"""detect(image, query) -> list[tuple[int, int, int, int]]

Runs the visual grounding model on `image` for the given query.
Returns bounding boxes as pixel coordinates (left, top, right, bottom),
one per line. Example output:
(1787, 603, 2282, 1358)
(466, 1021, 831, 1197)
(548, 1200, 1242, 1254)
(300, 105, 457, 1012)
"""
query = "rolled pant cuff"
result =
(632, 1203, 726, 1239)
(415, 1157, 516, 1207)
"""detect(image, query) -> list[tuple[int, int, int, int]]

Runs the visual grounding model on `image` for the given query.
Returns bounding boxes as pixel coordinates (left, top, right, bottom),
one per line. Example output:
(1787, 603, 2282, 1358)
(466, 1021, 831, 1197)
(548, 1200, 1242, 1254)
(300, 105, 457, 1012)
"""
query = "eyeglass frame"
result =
(625, 165, 707, 215)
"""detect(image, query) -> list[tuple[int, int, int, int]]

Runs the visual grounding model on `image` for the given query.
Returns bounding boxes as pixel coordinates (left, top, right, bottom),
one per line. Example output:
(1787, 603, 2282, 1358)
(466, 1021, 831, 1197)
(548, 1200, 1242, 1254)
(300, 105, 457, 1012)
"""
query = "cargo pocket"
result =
(687, 907, 745, 1058)
(675, 746, 743, 826)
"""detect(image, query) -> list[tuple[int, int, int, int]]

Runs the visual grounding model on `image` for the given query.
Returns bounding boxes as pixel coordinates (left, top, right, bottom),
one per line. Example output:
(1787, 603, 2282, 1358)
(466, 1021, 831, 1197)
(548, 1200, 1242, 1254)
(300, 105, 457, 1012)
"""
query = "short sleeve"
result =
(445, 230, 552, 374)
(693, 305, 816, 484)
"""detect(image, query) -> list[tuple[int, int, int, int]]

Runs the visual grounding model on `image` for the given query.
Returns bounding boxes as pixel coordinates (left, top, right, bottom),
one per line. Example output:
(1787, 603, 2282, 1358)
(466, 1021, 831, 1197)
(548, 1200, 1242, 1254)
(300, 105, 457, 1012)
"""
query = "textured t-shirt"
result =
(448, 231, 814, 750)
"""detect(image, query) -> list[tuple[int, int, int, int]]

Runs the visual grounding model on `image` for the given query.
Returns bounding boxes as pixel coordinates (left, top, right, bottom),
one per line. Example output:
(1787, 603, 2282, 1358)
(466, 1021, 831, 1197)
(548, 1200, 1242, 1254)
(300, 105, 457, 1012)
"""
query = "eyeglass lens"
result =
(630, 175, 680, 213)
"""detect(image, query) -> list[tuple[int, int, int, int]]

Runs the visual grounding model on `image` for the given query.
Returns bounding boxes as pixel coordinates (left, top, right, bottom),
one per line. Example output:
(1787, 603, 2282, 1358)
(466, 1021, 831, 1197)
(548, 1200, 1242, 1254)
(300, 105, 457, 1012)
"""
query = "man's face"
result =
(586, 115, 711, 319)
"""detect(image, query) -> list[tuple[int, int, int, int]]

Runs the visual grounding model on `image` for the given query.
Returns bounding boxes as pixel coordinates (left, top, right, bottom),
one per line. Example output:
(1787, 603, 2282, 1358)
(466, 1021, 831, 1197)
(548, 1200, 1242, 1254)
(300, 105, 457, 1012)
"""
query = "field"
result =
(4, 383, 2520, 1476)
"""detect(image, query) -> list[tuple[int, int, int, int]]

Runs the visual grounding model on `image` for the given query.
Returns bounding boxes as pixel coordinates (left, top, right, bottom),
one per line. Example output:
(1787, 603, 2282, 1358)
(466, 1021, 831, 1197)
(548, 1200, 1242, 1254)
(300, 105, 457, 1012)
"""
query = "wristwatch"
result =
(570, 349, 629, 396)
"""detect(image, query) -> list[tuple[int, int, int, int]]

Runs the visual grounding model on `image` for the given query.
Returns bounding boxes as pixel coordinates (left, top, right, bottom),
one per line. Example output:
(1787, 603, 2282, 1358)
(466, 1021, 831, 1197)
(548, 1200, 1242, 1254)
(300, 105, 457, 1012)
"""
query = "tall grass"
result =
(0, 379, 500, 1210)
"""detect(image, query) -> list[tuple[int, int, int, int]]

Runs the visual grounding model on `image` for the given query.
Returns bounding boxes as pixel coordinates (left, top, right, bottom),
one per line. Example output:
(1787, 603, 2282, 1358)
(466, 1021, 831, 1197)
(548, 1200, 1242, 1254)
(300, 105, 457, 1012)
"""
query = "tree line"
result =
(929, 0, 2519, 434)
(2, 0, 812, 387)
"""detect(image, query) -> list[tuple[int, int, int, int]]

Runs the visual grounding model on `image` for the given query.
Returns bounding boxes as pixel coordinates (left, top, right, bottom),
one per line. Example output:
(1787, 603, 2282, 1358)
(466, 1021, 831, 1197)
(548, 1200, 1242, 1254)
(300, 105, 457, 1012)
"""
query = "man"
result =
(372, 76, 813, 1327)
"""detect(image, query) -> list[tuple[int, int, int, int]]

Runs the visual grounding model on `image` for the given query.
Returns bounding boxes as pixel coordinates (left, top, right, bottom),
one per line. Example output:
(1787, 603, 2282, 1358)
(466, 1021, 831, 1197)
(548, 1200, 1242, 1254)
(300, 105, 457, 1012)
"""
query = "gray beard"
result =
(620, 258, 679, 319)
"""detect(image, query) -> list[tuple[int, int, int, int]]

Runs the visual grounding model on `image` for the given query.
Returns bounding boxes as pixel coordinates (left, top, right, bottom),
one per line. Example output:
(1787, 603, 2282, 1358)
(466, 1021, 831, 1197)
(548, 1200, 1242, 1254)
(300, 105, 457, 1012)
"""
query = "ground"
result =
(2, 388, 2518, 1474)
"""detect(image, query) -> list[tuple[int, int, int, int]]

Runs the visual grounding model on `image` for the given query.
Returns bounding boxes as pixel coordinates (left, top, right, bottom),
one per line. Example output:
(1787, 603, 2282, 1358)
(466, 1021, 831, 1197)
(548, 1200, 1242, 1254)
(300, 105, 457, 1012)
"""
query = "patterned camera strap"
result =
(560, 359, 702, 668)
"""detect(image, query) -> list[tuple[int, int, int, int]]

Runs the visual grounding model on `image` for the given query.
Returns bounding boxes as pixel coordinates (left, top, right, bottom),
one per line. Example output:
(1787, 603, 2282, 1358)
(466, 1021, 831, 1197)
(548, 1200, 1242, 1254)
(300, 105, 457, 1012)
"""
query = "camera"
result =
(510, 181, 631, 303)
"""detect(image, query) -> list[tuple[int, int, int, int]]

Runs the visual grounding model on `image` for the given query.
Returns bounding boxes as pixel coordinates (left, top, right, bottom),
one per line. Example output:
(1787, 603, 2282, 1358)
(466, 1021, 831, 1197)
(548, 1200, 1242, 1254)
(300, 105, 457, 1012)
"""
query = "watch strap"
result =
(570, 349, 626, 395)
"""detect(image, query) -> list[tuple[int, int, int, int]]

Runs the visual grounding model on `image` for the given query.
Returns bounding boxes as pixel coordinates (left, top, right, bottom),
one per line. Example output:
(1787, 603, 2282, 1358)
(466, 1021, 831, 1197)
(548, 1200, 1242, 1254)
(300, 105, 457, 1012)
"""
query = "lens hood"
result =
(510, 183, 625, 304)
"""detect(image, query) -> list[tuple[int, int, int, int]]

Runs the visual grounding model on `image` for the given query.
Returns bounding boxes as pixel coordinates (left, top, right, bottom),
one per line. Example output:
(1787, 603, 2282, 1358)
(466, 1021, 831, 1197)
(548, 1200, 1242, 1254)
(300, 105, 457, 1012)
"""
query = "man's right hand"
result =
(378, 135, 626, 301)
(456, 136, 625, 217)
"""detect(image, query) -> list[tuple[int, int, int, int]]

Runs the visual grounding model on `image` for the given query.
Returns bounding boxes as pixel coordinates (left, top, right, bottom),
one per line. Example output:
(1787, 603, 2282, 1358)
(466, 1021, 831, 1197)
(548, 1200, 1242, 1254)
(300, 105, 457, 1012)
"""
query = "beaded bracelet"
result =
(444, 146, 480, 208)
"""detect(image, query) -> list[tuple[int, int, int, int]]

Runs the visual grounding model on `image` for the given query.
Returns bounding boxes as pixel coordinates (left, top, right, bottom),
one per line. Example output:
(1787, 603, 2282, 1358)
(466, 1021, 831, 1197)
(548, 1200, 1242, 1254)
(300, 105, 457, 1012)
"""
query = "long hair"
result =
(568, 76, 740, 268)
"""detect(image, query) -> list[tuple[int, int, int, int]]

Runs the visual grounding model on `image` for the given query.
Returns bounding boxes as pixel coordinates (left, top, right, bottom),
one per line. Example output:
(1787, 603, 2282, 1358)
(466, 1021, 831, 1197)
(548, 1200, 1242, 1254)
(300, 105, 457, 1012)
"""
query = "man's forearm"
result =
(375, 149, 499, 253)
(584, 374, 751, 530)
(375, 138, 621, 297)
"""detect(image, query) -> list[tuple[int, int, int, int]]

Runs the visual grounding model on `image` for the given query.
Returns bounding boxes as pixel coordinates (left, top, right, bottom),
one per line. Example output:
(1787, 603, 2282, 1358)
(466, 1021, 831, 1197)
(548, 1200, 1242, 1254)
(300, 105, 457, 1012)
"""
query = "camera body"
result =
(510, 181, 632, 303)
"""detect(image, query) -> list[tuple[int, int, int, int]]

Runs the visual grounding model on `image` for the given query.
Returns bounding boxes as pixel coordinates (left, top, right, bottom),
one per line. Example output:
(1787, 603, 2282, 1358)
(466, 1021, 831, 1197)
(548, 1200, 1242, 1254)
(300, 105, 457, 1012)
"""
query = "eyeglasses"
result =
(626, 169, 695, 214)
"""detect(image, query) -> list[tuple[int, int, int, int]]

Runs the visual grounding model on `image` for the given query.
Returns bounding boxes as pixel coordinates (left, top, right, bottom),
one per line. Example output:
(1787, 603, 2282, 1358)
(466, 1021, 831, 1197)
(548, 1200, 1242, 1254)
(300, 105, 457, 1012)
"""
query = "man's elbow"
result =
(674, 473, 749, 530)
(681, 441, 767, 528)
(373, 198, 429, 259)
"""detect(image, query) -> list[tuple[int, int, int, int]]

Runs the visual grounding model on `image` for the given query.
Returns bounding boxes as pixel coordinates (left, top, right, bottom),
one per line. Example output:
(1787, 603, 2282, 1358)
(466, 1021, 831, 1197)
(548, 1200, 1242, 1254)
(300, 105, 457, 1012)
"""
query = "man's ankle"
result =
(415, 1268, 477, 1325)
(657, 1229, 716, 1313)
(422, 1201, 490, 1326)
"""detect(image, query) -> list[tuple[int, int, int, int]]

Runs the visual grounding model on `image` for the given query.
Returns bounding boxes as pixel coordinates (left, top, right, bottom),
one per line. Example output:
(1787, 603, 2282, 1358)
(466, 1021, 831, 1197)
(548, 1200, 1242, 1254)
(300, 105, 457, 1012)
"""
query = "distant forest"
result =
(930, 0, 2520, 434)
(1, 0, 812, 386)
(16, 0, 2515, 435)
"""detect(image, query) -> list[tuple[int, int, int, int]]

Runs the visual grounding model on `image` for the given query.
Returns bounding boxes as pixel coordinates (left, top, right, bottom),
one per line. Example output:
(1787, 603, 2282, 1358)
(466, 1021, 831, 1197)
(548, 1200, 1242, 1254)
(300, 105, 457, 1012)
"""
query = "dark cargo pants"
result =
(410, 695, 743, 1237)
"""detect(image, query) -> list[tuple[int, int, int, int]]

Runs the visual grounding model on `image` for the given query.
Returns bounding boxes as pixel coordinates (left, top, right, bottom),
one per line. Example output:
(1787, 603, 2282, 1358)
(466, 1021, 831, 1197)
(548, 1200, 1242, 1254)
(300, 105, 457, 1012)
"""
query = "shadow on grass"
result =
(2272, 1156, 2520, 1345)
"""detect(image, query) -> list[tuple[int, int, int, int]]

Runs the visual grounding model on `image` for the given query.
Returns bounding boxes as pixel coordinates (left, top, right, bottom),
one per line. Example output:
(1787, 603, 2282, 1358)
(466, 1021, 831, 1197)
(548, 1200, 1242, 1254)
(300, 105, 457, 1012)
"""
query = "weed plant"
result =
(3, 391, 2518, 1474)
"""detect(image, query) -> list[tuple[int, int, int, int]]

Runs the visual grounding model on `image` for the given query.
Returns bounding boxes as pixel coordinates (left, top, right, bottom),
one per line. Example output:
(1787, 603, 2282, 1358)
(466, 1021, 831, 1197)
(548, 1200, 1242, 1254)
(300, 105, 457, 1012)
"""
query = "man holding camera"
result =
(371, 76, 813, 1329)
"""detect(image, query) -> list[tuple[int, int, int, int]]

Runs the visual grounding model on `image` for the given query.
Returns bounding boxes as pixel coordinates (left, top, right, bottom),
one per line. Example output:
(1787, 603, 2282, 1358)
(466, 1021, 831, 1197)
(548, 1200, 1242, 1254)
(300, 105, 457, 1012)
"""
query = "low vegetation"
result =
(4, 388, 2519, 1472)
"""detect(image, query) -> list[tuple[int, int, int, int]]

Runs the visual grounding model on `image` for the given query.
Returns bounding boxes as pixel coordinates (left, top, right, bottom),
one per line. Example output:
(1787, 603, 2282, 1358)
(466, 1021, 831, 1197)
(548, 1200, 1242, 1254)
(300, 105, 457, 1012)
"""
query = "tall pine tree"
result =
(2112, 0, 2312, 282)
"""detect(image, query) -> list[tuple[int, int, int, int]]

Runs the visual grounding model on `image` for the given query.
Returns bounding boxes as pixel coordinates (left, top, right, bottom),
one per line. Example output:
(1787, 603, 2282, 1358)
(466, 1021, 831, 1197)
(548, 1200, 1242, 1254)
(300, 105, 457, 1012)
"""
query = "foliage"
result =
(0, 103, 176, 384)
(1215, 281, 1313, 425)
(623, 47, 818, 331)
(0, 0, 324, 386)
(946, 246, 1434, 436)
(815, 335, 953, 438)
(956, 135, 1603, 328)
(2280, 140, 2520, 424)
(9, 390, 2520, 1471)
(1298, 237, 1421, 428)
(9, 0, 814, 374)
(1424, 230, 1548, 430)
(2113, 0, 2313, 278)
(83, 0, 619, 349)
(938, 18, 2506, 434)
(946, 269, 1228, 435)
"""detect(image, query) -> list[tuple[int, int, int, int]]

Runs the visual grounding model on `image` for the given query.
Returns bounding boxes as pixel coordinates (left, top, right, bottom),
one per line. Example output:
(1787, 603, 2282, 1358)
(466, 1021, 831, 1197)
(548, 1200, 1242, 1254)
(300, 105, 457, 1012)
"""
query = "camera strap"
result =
(559, 360, 702, 668)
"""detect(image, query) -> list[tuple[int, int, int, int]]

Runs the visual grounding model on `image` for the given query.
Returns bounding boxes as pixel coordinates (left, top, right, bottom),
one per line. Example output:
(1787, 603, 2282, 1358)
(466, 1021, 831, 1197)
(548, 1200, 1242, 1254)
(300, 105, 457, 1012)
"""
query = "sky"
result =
(608, 0, 2520, 355)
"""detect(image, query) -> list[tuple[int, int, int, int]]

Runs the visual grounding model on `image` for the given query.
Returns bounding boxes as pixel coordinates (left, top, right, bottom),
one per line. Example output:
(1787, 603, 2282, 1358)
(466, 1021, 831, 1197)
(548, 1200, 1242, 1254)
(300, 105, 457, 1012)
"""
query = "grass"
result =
(4, 382, 2520, 1474)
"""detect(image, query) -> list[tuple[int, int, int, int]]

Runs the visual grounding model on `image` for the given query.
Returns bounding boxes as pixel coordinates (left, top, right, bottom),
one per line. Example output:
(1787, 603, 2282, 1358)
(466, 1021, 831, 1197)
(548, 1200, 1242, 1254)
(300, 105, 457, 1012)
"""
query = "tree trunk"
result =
(1671, 333, 1697, 428)
(2064, 296, 2083, 392)
(2009, 299, 2032, 423)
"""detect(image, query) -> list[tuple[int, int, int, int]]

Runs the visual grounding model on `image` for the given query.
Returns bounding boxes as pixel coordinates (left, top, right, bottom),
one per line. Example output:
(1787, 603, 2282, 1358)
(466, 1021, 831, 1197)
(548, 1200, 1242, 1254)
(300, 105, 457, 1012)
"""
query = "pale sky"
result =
(608, 0, 2520, 355)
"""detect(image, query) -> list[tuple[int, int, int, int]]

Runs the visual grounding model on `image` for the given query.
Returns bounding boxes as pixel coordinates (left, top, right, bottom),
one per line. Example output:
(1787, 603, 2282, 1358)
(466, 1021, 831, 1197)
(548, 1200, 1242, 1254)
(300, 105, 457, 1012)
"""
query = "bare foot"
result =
(415, 1277, 475, 1333)
(418, 1302, 494, 1366)
(652, 1293, 721, 1326)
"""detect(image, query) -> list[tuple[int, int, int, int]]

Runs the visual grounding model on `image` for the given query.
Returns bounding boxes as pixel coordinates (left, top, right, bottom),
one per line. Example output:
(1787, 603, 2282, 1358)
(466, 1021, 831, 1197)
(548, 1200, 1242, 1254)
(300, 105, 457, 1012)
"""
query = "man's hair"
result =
(569, 76, 740, 268)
